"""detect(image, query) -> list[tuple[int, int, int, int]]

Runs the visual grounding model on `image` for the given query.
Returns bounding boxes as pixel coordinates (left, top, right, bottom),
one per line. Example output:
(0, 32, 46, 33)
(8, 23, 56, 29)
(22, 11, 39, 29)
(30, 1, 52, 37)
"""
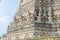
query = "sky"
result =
(0, 0, 18, 36)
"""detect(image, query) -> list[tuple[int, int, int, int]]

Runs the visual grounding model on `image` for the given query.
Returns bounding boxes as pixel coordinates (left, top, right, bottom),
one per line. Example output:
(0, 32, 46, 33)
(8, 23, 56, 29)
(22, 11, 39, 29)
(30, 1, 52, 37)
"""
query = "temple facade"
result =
(2, 0, 60, 40)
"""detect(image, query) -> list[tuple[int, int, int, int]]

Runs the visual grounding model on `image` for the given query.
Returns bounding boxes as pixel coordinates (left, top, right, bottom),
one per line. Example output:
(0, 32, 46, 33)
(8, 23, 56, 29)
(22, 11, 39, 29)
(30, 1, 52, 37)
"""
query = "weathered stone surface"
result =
(2, 0, 60, 40)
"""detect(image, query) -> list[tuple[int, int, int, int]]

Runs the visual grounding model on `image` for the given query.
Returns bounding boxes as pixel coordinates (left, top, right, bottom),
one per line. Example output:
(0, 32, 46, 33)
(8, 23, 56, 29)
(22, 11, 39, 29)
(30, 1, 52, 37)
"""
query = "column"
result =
(48, 7, 52, 23)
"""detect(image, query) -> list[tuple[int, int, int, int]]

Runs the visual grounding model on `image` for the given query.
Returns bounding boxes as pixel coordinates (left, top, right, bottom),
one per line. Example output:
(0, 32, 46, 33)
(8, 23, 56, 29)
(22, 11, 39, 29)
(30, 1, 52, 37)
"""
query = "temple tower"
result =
(2, 0, 60, 40)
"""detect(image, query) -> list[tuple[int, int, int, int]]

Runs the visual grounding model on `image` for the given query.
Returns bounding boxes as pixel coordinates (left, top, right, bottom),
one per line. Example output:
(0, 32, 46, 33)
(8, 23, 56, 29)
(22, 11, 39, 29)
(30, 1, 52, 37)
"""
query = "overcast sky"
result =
(0, 0, 18, 36)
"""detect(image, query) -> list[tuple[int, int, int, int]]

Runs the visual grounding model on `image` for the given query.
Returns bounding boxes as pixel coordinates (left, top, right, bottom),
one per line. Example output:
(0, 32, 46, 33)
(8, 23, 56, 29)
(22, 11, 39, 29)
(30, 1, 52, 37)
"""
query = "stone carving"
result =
(2, 0, 60, 40)
(25, 33, 30, 38)
(33, 32, 40, 38)
(15, 36, 20, 40)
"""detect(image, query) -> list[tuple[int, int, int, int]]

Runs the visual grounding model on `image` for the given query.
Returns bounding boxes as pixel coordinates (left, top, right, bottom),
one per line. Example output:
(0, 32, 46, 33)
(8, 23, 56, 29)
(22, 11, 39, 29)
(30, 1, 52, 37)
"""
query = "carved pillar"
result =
(38, 7, 41, 22)
(48, 7, 52, 23)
